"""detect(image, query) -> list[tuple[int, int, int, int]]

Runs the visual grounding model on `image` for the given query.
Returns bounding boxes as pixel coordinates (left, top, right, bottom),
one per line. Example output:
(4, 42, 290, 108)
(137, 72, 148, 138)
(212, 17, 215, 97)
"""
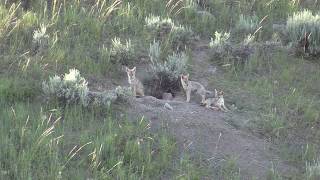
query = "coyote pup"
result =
(126, 67, 145, 97)
(180, 74, 212, 104)
(203, 89, 229, 112)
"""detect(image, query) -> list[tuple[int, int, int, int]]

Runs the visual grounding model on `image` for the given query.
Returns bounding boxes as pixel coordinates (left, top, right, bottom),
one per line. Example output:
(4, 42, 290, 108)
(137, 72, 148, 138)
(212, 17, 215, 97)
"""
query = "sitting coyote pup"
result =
(126, 67, 145, 97)
(203, 89, 229, 112)
(180, 74, 212, 104)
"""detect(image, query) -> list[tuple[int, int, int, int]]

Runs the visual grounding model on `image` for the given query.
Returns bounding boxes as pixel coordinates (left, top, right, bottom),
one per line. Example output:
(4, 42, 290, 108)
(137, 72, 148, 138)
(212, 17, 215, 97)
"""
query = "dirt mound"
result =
(126, 96, 298, 179)
(93, 39, 298, 179)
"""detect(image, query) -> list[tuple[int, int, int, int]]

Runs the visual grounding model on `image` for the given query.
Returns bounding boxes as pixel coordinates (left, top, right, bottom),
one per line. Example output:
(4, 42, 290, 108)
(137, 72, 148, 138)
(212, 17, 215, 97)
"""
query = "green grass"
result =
(216, 156, 241, 180)
(1, 0, 320, 179)
(0, 101, 208, 179)
(0, 1, 211, 178)
(0, 76, 40, 102)
(209, 49, 320, 176)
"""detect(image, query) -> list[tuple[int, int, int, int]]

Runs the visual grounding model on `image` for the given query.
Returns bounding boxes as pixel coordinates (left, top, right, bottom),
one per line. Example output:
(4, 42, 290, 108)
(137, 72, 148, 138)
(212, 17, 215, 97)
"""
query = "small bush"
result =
(170, 25, 194, 50)
(89, 86, 132, 107)
(115, 86, 133, 100)
(146, 41, 188, 97)
(209, 31, 254, 68)
(149, 41, 187, 81)
(145, 15, 174, 38)
(90, 91, 116, 107)
(110, 37, 135, 66)
(42, 69, 89, 106)
(33, 24, 49, 44)
(145, 15, 194, 50)
(32, 24, 49, 55)
(209, 31, 230, 49)
(286, 10, 320, 56)
(151, 52, 188, 82)
(42, 69, 133, 107)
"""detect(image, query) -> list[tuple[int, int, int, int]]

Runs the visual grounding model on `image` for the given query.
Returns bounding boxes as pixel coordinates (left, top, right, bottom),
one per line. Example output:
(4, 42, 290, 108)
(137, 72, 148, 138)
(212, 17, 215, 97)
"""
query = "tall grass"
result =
(286, 10, 320, 55)
(0, 101, 207, 179)
(209, 49, 320, 177)
(1, 0, 320, 178)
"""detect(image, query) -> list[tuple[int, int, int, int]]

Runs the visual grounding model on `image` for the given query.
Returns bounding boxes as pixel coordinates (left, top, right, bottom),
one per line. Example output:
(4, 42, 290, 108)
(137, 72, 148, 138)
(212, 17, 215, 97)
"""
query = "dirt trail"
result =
(96, 40, 298, 179)
(127, 95, 297, 179)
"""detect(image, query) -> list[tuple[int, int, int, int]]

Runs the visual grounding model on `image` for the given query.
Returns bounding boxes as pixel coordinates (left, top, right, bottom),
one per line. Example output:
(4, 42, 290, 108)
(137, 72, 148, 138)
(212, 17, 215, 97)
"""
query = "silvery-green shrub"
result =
(110, 37, 135, 65)
(115, 86, 133, 101)
(170, 25, 194, 50)
(145, 15, 174, 36)
(148, 41, 187, 88)
(209, 31, 230, 52)
(42, 68, 89, 106)
(145, 15, 193, 49)
(146, 41, 188, 97)
(32, 24, 49, 54)
(209, 31, 233, 62)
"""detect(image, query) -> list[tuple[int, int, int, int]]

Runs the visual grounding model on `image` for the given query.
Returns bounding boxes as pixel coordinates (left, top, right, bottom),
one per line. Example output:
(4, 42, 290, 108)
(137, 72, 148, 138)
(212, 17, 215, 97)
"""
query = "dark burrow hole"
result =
(143, 76, 181, 100)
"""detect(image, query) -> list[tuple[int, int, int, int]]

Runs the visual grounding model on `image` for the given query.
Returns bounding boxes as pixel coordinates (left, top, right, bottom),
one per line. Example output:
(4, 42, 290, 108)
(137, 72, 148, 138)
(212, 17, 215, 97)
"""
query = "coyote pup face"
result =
(180, 74, 189, 88)
(126, 67, 136, 84)
(180, 73, 212, 104)
(217, 90, 224, 99)
(204, 89, 229, 112)
(125, 66, 144, 97)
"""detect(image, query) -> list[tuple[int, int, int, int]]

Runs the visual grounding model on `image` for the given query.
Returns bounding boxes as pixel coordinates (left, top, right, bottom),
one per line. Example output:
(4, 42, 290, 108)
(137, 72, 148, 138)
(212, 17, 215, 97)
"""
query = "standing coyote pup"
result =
(126, 67, 145, 97)
(203, 89, 229, 112)
(180, 74, 212, 104)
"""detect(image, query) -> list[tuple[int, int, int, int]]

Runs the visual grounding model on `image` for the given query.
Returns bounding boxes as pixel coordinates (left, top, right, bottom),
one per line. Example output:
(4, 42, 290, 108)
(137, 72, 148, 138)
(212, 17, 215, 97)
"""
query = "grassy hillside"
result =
(1, 0, 320, 179)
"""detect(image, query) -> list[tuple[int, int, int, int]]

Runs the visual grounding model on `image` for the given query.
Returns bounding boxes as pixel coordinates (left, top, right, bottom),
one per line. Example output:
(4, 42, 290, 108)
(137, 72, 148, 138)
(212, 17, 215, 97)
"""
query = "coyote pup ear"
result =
(125, 66, 129, 72)
(132, 67, 136, 71)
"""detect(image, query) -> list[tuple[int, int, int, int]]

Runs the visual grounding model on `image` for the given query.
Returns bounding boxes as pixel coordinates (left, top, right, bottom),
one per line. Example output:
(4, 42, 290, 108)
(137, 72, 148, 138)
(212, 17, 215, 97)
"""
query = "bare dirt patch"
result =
(125, 96, 298, 179)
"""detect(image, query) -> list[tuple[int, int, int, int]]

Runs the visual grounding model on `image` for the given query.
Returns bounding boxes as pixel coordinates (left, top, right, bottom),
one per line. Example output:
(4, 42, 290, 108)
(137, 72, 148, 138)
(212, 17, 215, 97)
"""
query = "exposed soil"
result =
(127, 96, 297, 179)
(91, 40, 299, 179)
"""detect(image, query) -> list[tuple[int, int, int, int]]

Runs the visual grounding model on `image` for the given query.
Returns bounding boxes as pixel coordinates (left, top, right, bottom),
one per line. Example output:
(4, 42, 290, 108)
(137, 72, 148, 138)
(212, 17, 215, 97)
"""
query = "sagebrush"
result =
(146, 41, 188, 97)
(42, 68, 89, 106)
(145, 15, 194, 50)
(110, 37, 135, 66)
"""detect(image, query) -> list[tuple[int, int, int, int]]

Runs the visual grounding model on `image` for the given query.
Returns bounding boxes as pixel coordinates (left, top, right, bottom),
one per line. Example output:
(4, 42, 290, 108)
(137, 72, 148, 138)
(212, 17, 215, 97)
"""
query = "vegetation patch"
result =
(286, 10, 320, 57)
(0, 102, 206, 179)
(145, 15, 194, 51)
(144, 41, 188, 98)
(209, 49, 320, 177)
(1, 0, 320, 179)
(110, 37, 136, 66)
